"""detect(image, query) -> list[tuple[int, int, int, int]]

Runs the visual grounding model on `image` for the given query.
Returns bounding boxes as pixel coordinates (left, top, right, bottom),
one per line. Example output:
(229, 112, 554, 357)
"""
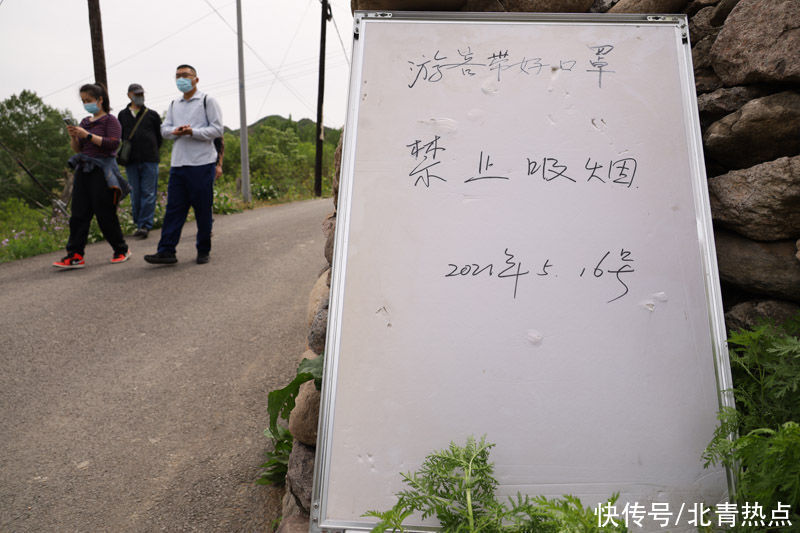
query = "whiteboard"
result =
(313, 12, 733, 533)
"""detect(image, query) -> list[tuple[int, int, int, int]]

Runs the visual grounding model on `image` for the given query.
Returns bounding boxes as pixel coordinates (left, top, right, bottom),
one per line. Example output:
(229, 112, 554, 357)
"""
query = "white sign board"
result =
(313, 12, 733, 533)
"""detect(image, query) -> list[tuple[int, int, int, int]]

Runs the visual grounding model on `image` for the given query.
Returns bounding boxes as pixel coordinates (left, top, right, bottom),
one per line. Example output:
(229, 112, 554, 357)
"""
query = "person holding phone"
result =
(53, 83, 131, 269)
(144, 64, 222, 265)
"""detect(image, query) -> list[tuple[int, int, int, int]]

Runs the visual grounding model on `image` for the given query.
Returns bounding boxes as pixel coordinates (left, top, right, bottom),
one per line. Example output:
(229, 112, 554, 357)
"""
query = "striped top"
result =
(78, 114, 122, 158)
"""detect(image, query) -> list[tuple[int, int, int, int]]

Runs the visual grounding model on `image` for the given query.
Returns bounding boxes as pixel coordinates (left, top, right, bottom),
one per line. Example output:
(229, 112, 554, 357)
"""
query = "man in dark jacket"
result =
(118, 83, 163, 238)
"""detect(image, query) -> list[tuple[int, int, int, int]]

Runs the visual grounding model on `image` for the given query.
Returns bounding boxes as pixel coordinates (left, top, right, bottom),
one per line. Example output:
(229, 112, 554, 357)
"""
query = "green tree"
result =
(0, 90, 74, 205)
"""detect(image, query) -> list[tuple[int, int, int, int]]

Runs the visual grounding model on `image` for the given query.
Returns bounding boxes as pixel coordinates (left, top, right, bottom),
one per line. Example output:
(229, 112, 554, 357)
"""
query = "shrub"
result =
(704, 314, 800, 531)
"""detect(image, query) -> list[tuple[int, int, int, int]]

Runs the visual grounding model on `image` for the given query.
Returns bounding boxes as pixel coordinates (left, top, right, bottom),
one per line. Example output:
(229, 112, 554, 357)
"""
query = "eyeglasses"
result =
(175, 72, 195, 79)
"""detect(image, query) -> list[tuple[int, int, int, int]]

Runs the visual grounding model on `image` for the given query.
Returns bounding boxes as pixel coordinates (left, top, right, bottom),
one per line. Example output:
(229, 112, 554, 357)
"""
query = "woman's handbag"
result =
(117, 107, 147, 166)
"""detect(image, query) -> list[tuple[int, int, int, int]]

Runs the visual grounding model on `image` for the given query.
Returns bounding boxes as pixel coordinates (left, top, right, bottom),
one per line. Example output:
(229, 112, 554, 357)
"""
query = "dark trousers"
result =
(157, 163, 215, 255)
(67, 167, 127, 256)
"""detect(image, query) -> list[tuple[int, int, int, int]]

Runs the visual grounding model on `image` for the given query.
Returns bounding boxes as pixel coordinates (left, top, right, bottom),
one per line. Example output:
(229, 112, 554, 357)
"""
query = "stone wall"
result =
(276, 2, 800, 530)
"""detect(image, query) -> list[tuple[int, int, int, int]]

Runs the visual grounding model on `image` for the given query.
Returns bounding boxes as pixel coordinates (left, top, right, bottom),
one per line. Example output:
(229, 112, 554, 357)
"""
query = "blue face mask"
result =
(83, 102, 100, 114)
(176, 78, 193, 93)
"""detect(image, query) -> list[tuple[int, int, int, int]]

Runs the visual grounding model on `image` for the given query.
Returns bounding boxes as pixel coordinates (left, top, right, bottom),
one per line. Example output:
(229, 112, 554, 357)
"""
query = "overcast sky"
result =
(0, 0, 354, 129)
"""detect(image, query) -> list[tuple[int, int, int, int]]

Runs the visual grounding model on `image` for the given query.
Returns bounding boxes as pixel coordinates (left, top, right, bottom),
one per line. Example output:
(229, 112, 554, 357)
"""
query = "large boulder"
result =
(703, 91, 800, 170)
(714, 229, 800, 303)
(307, 269, 331, 328)
(710, 0, 800, 85)
(590, 0, 621, 12)
(708, 156, 800, 241)
(286, 440, 316, 513)
(609, 0, 688, 13)
(725, 300, 800, 332)
(275, 513, 310, 533)
(689, 6, 721, 44)
(289, 381, 322, 447)
(461, 0, 505, 8)
(308, 304, 329, 355)
(692, 36, 722, 94)
(332, 137, 342, 212)
(502, 0, 594, 11)
(685, 0, 720, 18)
(696, 85, 770, 127)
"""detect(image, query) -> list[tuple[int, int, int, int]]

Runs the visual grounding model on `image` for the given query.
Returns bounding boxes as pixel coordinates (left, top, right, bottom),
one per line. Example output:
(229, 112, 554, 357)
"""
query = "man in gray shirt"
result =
(144, 64, 223, 265)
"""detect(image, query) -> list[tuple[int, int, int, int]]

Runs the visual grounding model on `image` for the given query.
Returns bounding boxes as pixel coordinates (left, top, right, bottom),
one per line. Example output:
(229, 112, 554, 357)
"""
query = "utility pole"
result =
(87, 0, 108, 88)
(314, 0, 332, 198)
(236, 0, 251, 202)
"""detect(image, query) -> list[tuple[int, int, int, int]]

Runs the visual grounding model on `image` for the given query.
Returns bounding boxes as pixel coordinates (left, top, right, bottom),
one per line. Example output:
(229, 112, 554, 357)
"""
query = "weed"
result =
(258, 353, 323, 485)
(703, 314, 800, 531)
(365, 436, 626, 533)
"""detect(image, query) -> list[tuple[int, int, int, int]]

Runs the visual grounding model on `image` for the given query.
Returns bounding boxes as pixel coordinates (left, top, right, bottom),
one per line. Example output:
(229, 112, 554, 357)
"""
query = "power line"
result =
(143, 54, 347, 110)
(202, 0, 315, 114)
(41, 7, 228, 99)
(258, 0, 314, 117)
(330, 9, 351, 67)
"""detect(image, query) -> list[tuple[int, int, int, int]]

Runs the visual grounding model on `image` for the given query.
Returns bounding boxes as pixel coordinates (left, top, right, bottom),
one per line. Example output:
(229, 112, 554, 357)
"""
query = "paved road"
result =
(0, 198, 331, 532)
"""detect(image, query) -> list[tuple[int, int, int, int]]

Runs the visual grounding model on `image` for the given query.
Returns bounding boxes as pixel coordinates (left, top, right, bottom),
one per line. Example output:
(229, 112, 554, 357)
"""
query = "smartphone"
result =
(63, 117, 76, 126)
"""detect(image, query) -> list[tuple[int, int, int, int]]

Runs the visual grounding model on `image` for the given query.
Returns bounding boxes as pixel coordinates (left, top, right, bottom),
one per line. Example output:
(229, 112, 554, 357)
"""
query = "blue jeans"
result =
(157, 163, 215, 255)
(125, 161, 159, 230)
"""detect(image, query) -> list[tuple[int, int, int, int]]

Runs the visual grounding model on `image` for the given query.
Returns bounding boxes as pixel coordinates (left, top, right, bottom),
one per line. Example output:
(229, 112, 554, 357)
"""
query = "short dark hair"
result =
(79, 82, 110, 113)
(176, 64, 197, 76)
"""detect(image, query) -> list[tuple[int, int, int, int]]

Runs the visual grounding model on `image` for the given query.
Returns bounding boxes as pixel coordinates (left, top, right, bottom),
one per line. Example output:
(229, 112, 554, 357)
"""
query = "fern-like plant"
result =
(704, 313, 800, 531)
(365, 436, 626, 533)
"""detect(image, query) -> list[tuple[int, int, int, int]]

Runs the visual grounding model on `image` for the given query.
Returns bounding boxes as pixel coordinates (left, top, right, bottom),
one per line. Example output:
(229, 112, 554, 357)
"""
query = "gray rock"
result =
(461, 0, 505, 9)
(703, 91, 800, 171)
(693, 36, 723, 93)
(714, 228, 800, 303)
(609, 0, 689, 13)
(322, 211, 336, 241)
(685, 0, 719, 18)
(286, 440, 316, 513)
(324, 226, 335, 266)
(708, 0, 738, 25)
(275, 512, 310, 533)
(689, 6, 720, 44)
(589, 0, 620, 12)
(502, 0, 594, 11)
(725, 300, 800, 332)
(307, 269, 331, 328)
(308, 305, 329, 355)
(696, 85, 770, 127)
(710, 0, 800, 85)
(709, 156, 800, 241)
(289, 380, 321, 447)
(333, 137, 342, 211)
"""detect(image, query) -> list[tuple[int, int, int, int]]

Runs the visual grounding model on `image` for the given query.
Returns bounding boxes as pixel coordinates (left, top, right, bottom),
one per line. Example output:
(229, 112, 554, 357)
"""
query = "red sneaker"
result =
(111, 250, 132, 264)
(53, 252, 85, 269)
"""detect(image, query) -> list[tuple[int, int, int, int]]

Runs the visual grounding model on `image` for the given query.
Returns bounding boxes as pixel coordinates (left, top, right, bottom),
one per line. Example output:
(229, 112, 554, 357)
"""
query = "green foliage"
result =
(703, 314, 800, 531)
(266, 353, 323, 437)
(365, 436, 626, 533)
(257, 424, 294, 486)
(259, 354, 323, 486)
(724, 318, 800, 434)
(532, 493, 627, 533)
(212, 187, 242, 215)
(0, 90, 73, 205)
(0, 91, 341, 263)
(0, 197, 69, 263)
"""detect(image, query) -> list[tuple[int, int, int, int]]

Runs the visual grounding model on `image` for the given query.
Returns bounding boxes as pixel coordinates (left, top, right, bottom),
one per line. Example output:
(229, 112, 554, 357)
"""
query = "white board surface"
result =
(314, 13, 732, 533)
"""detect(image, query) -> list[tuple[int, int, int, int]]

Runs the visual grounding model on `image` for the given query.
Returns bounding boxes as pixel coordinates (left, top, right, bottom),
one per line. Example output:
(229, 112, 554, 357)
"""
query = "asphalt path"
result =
(0, 198, 331, 532)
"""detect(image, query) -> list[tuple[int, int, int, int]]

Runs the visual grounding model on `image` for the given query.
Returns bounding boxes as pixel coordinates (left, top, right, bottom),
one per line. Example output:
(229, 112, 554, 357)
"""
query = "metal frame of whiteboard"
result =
(312, 12, 735, 533)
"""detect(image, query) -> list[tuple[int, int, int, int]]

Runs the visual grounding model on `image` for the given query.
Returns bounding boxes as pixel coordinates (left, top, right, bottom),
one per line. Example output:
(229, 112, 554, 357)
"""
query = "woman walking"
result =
(53, 83, 131, 269)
